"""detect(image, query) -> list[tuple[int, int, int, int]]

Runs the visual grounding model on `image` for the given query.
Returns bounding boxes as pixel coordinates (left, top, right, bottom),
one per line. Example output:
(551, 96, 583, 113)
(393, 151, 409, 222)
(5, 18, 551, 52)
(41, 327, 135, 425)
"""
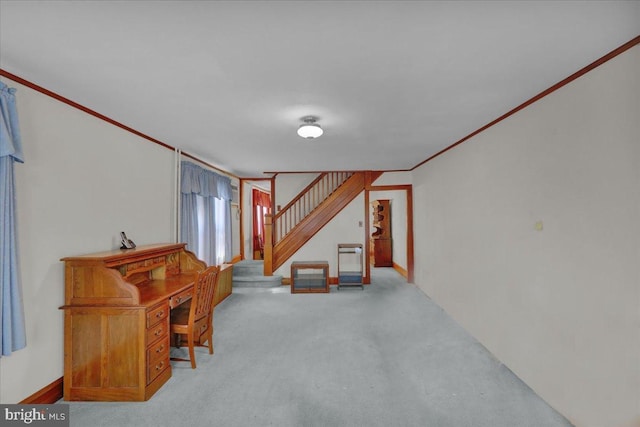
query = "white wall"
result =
(274, 173, 317, 211)
(373, 171, 412, 186)
(230, 200, 241, 260)
(411, 45, 640, 427)
(0, 77, 177, 403)
(241, 180, 253, 257)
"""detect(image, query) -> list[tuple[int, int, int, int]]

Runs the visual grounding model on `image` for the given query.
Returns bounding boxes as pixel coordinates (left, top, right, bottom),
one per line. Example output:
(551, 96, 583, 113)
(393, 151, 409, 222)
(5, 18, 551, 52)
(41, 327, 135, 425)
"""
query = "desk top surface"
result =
(137, 272, 198, 307)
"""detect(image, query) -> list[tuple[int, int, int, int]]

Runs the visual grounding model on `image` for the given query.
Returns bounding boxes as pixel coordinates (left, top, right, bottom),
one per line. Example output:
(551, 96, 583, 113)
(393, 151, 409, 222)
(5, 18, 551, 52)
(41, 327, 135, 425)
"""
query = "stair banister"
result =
(272, 173, 328, 241)
(272, 172, 355, 245)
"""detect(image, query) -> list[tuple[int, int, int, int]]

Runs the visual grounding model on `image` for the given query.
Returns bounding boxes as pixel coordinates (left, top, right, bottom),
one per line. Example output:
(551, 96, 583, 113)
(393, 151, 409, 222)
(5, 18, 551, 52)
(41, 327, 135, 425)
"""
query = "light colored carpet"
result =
(65, 268, 572, 427)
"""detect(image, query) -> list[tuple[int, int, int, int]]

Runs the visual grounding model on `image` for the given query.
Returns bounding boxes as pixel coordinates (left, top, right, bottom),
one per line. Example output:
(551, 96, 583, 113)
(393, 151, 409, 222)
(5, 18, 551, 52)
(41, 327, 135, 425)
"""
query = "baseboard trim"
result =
(393, 262, 408, 279)
(19, 377, 63, 404)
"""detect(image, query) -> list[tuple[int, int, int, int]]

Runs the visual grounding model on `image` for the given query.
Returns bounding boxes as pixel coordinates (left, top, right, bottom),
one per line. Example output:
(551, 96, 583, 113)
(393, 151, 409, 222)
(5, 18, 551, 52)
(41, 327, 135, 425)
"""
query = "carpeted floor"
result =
(65, 268, 573, 427)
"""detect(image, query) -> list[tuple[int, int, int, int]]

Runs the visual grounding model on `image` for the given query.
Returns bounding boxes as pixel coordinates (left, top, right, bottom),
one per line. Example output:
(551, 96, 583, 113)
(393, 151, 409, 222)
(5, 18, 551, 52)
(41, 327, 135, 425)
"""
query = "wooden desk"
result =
(60, 243, 206, 401)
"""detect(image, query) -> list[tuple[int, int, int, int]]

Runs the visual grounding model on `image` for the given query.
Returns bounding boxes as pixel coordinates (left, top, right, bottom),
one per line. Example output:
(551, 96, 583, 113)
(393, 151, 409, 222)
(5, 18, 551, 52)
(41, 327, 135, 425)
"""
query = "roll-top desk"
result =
(60, 243, 207, 401)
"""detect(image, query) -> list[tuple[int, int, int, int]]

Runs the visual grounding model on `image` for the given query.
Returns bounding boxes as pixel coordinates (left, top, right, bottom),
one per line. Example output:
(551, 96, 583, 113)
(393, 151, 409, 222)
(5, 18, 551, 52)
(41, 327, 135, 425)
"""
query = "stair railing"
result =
(272, 172, 353, 245)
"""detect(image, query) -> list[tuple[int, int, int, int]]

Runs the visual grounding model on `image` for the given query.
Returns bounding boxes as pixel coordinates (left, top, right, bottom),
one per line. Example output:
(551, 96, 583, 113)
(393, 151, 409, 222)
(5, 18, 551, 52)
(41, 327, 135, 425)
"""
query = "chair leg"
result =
(209, 318, 214, 355)
(188, 334, 196, 369)
(207, 330, 214, 355)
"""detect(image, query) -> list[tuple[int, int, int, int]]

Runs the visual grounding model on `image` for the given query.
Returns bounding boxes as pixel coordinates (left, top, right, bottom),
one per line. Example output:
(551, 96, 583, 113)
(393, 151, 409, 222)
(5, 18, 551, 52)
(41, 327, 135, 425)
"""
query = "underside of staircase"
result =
(263, 171, 382, 275)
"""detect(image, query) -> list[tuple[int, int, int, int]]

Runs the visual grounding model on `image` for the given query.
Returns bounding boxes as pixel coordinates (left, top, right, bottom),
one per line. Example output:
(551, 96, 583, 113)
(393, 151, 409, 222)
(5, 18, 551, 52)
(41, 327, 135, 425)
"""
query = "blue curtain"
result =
(180, 162, 232, 265)
(0, 81, 26, 357)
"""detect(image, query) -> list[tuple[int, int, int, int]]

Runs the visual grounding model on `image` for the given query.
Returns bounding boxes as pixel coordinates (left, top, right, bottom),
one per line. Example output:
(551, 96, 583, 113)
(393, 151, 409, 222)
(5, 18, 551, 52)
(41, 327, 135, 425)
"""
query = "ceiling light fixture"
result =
(297, 116, 323, 139)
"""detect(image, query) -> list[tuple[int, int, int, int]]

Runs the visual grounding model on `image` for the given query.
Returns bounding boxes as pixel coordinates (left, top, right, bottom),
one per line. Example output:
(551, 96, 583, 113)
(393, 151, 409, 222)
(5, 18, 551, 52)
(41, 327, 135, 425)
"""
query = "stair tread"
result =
(233, 271, 266, 276)
(232, 273, 283, 288)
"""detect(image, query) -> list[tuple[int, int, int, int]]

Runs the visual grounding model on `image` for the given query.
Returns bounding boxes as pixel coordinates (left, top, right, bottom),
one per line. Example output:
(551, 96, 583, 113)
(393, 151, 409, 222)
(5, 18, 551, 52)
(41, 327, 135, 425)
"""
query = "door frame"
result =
(365, 184, 414, 283)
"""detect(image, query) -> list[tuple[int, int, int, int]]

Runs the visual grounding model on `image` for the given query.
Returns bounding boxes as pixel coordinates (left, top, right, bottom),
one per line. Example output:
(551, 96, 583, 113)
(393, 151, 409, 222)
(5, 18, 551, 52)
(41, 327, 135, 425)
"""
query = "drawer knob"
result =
(156, 311, 164, 318)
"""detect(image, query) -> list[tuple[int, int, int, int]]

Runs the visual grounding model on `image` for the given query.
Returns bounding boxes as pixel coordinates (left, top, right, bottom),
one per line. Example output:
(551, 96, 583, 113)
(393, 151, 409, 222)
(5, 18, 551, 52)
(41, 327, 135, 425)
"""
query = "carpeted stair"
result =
(232, 260, 283, 288)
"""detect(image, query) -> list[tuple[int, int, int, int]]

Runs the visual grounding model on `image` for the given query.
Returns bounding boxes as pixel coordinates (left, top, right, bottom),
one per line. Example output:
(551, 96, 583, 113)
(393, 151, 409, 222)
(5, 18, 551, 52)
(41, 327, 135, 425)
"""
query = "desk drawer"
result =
(147, 354, 169, 384)
(146, 334, 170, 385)
(146, 321, 167, 345)
(169, 287, 193, 309)
(147, 302, 169, 328)
(147, 335, 169, 364)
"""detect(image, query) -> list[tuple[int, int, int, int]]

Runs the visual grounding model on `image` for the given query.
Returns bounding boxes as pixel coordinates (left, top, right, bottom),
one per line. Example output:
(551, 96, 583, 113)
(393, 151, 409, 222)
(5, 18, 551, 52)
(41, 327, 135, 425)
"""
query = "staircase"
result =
(232, 260, 283, 288)
(264, 171, 382, 275)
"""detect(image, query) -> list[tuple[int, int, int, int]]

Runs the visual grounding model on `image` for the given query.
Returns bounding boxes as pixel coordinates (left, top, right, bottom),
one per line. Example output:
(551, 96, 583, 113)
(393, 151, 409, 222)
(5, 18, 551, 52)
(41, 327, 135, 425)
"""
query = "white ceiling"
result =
(1, 1, 638, 177)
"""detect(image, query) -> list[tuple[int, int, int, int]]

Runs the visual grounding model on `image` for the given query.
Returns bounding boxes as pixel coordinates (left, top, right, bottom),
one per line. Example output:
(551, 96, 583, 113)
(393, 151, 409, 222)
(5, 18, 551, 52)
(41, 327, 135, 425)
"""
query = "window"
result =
(180, 162, 232, 266)
(214, 196, 228, 265)
(194, 195, 229, 266)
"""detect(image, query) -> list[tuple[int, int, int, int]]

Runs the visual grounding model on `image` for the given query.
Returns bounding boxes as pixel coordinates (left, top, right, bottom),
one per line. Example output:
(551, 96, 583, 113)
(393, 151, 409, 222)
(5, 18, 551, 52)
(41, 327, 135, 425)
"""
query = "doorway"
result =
(239, 178, 272, 261)
(366, 185, 414, 283)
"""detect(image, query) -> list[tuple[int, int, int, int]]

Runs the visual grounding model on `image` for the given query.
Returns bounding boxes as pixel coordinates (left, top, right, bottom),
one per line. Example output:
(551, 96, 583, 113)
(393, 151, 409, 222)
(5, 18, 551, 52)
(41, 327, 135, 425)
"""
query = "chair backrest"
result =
(189, 265, 220, 324)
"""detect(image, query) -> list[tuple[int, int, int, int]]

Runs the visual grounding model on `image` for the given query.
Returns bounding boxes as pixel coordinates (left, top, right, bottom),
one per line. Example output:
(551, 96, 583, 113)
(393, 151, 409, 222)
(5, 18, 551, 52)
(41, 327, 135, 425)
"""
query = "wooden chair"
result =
(170, 265, 220, 369)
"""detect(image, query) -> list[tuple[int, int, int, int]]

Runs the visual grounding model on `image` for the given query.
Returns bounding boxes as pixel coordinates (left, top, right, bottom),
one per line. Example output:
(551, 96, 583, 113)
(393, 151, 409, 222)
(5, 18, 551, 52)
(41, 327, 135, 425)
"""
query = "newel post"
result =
(263, 214, 273, 276)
